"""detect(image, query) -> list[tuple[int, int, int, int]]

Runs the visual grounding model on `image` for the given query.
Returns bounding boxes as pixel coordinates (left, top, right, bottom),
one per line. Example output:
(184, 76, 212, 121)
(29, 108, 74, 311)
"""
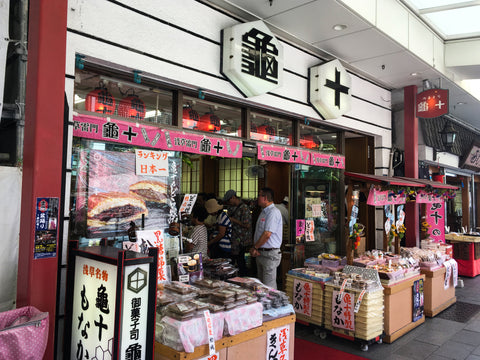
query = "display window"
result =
(250, 112, 293, 145)
(293, 165, 341, 260)
(299, 124, 338, 152)
(182, 96, 242, 136)
(73, 69, 174, 125)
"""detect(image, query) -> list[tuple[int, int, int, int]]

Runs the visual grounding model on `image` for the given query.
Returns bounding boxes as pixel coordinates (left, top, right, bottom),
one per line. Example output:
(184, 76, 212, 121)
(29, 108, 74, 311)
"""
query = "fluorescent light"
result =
(74, 94, 85, 104)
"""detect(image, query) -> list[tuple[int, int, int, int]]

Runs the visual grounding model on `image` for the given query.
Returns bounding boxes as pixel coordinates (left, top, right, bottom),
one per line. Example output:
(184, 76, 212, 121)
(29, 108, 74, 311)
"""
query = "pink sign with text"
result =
(257, 144, 310, 164)
(416, 190, 443, 204)
(310, 153, 345, 169)
(367, 187, 406, 206)
(426, 201, 445, 243)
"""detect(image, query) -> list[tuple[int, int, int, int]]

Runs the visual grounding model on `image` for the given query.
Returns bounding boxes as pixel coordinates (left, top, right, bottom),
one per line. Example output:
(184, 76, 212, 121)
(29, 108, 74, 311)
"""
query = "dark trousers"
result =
(231, 246, 248, 276)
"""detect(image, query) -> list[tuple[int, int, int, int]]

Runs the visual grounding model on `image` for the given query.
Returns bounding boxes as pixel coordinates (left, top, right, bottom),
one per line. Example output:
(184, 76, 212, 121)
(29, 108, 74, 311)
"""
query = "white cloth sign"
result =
(332, 290, 355, 331)
(266, 325, 290, 360)
(203, 310, 216, 355)
(305, 220, 315, 242)
(292, 279, 312, 317)
(179, 194, 198, 215)
(444, 260, 452, 289)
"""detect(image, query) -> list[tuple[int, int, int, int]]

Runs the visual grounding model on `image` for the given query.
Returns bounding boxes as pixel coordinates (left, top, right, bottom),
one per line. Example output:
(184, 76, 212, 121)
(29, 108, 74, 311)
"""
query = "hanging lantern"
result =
(118, 94, 146, 120)
(85, 87, 116, 115)
(300, 134, 318, 149)
(197, 112, 221, 132)
(440, 121, 457, 152)
(182, 107, 199, 129)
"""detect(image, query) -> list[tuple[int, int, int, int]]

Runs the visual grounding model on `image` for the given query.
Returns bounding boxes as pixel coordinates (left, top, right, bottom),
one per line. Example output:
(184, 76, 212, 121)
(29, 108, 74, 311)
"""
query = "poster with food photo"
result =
(78, 149, 179, 238)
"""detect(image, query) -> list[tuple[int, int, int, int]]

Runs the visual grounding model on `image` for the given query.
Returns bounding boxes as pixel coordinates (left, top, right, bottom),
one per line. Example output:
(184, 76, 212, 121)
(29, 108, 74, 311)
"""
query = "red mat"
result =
(294, 338, 368, 360)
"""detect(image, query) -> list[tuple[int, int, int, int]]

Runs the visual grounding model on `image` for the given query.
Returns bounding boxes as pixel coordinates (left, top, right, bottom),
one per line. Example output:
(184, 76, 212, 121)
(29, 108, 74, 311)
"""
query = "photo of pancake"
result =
(129, 180, 168, 204)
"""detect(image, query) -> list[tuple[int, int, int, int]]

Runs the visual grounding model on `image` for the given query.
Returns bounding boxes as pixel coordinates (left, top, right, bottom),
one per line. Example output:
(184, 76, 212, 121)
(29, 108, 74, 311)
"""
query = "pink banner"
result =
(310, 152, 345, 169)
(296, 220, 305, 237)
(367, 187, 406, 206)
(426, 201, 445, 243)
(73, 114, 162, 148)
(416, 190, 443, 204)
(257, 144, 310, 164)
(160, 129, 242, 158)
(73, 114, 243, 158)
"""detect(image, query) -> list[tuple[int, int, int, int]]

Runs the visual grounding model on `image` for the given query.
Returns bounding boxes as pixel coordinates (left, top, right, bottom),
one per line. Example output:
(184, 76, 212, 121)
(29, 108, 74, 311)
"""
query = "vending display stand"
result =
(421, 267, 456, 317)
(445, 233, 480, 277)
(382, 273, 425, 343)
(155, 315, 295, 360)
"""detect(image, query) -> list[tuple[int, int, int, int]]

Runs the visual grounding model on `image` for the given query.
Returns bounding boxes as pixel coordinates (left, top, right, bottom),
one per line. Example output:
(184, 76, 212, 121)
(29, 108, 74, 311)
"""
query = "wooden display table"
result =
(382, 274, 425, 343)
(421, 267, 456, 317)
(445, 234, 480, 277)
(155, 315, 295, 360)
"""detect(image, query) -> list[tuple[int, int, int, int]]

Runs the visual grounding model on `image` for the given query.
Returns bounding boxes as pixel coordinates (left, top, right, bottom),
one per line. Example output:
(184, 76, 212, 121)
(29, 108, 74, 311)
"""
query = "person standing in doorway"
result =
(250, 187, 283, 289)
(275, 196, 289, 226)
(224, 189, 252, 276)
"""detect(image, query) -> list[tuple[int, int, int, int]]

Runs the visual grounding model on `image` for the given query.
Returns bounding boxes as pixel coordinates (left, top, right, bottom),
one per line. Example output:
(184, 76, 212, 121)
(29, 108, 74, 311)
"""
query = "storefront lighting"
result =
(300, 134, 317, 149)
(85, 87, 116, 115)
(256, 124, 276, 142)
(197, 112, 221, 132)
(440, 121, 457, 152)
(118, 94, 146, 120)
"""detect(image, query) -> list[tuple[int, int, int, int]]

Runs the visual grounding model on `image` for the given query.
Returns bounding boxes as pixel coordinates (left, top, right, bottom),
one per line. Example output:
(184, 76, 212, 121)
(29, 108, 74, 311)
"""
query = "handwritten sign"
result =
(179, 194, 198, 216)
(305, 220, 315, 242)
(136, 229, 168, 284)
(426, 201, 445, 243)
(203, 310, 216, 355)
(135, 149, 169, 176)
(332, 290, 355, 331)
(296, 220, 305, 237)
(293, 279, 312, 317)
(266, 325, 290, 360)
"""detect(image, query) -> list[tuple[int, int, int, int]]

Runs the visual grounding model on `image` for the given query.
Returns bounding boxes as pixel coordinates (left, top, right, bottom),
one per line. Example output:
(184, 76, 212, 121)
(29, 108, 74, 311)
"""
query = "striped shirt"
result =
(191, 224, 208, 258)
(217, 211, 232, 252)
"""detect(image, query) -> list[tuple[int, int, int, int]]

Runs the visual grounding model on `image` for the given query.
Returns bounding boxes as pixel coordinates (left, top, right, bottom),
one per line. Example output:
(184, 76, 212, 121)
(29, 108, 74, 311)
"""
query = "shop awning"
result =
(345, 172, 458, 190)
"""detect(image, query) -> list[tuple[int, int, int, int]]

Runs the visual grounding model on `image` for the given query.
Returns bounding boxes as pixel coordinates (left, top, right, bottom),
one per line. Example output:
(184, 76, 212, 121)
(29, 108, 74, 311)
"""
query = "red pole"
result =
(404, 85, 420, 247)
(17, 0, 68, 358)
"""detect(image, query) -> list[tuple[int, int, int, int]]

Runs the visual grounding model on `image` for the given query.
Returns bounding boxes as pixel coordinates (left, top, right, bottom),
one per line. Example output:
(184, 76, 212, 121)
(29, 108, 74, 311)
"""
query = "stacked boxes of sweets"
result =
(353, 250, 387, 268)
(318, 253, 347, 273)
(324, 270, 384, 341)
(401, 246, 449, 270)
(365, 253, 419, 284)
(203, 258, 238, 280)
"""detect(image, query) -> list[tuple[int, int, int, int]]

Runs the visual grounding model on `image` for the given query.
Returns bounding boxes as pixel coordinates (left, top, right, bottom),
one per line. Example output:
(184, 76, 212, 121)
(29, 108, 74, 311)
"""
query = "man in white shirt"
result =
(275, 196, 289, 225)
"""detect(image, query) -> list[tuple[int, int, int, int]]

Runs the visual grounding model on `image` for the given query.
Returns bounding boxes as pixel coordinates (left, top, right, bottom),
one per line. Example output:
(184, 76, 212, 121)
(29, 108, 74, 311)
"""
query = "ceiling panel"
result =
(225, 0, 314, 19)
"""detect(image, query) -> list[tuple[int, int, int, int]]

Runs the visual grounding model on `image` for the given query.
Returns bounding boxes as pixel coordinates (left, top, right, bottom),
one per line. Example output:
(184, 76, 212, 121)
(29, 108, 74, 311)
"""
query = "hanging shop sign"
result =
(266, 325, 290, 360)
(72, 114, 242, 158)
(367, 186, 406, 206)
(34, 197, 59, 259)
(221, 20, 284, 97)
(310, 152, 345, 169)
(425, 201, 445, 243)
(416, 88, 449, 118)
(461, 142, 480, 171)
(257, 143, 310, 164)
(309, 59, 352, 119)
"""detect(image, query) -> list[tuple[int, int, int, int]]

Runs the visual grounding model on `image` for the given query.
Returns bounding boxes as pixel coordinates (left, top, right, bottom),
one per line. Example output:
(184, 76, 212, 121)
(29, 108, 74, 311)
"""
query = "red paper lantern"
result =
(85, 87, 116, 115)
(118, 95, 146, 120)
(182, 108, 199, 129)
(197, 113, 221, 132)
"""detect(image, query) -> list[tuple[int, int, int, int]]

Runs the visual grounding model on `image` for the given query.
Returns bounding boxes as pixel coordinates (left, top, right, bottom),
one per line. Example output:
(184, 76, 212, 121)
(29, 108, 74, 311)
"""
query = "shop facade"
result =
(20, 1, 394, 357)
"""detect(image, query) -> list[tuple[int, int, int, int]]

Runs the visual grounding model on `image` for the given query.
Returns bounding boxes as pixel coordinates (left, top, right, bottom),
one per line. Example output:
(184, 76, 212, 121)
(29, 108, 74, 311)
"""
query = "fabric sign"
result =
(332, 290, 355, 331)
(293, 279, 312, 317)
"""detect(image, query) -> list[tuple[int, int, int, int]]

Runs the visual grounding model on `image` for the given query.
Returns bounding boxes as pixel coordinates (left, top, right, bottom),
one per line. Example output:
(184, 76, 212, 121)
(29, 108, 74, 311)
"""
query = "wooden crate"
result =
(285, 274, 324, 326)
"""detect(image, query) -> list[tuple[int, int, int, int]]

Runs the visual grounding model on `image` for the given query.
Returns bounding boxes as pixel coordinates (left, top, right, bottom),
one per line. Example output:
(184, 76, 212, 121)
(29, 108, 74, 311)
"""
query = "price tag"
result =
(354, 290, 366, 313)
(337, 279, 348, 302)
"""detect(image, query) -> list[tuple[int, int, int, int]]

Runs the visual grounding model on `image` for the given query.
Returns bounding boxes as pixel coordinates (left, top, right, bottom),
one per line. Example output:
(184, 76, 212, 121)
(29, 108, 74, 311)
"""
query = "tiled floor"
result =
(295, 275, 480, 360)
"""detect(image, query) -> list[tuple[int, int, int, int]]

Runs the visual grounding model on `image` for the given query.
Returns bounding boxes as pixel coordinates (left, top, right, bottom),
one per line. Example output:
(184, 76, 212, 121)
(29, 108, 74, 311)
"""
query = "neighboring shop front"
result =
(50, 0, 392, 356)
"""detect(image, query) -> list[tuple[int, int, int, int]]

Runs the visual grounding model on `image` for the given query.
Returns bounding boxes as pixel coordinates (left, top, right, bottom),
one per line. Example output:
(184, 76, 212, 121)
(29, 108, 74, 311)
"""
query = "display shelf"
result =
(155, 315, 295, 360)
(421, 267, 456, 317)
(383, 274, 425, 343)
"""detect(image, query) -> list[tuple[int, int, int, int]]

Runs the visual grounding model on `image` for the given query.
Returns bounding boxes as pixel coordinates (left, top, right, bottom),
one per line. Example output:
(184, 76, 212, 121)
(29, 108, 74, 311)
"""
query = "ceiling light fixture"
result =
(333, 24, 347, 31)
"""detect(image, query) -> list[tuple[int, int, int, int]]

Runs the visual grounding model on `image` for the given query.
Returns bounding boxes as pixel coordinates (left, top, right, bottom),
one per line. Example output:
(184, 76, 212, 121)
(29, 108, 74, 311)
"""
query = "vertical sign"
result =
(412, 278, 424, 322)
(136, 230, 168, 284)
(135, 149, 169, 177)
(266, 325, 290, 360)
(426, 201, 445, 243)
(34, 197, 59, 259)
(331, 290, 355, 331)
(120, 263, 150, 360)
(71, 257, 117, 359)
(292, 279, 312, 317)
(179, 194, 198, 216)
(305, 220, 315, 242)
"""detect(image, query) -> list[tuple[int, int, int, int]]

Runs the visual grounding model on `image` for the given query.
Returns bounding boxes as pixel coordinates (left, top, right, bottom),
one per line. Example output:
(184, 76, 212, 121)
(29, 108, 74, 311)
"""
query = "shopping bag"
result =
(0, 306, 49, 360)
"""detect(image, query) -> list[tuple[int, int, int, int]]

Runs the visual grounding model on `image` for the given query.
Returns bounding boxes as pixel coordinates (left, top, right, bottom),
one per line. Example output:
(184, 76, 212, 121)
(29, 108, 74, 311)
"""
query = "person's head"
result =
(192, 205, 208, 224)
(196, 192, 207, 206)
(282, 196, 289, 205)
(258, 187, 274, 207)
(223, 189, 238, 206)
(204, 198, 223, 215)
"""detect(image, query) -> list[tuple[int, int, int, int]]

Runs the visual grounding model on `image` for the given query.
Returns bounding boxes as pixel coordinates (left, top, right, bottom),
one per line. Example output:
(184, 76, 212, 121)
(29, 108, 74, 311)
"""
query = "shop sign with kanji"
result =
(266, 325, 290, 360)
(71, 257, 117, 359)
(416, 88, 449, 118)
(257, 144, 310, 164)
(331, 290, 355, 331)
(293, 279, 313, 317)
(135, 149, 169, 177)
(426, 202, 445, 243)
(367, 187, 406, 206)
